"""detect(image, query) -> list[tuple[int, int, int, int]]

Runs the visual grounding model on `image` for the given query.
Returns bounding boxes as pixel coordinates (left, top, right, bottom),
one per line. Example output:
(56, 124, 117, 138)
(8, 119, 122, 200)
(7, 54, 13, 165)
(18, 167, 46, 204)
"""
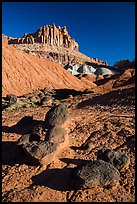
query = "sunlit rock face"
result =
(8, 24, 78, 51)
(6, 24, 108, 67)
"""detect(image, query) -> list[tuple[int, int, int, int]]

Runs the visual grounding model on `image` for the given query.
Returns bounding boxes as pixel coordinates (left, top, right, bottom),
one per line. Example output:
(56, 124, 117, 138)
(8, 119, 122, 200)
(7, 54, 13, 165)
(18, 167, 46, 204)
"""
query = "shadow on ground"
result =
(2, 117, 45, 135)
(2, 141, 37, 166)
(30, 167, 74, 191)
(2, 115, 48, 166)
(77, 87, 135, 109)
(30, 158, 90, 191)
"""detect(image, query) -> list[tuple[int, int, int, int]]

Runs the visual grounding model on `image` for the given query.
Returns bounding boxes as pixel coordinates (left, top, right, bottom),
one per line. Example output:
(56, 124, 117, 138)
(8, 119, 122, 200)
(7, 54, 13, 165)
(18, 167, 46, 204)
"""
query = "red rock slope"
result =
(2, 42, 90, 97)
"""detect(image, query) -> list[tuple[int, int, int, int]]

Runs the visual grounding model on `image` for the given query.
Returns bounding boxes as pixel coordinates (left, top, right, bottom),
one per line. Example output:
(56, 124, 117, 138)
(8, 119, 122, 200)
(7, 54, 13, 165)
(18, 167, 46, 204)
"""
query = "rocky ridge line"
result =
(6, 24, 108, 66)
(8, 24, 78, 51)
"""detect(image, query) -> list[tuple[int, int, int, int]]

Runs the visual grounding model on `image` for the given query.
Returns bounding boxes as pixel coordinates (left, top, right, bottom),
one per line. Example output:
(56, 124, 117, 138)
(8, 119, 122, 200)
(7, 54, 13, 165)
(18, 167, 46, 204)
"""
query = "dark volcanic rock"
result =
(45, 125, 66, 144)
(6, 93, 17, 104)
(16, 103, 70, 167)
(72, 160, 120, 189)
(31, 123, 47, 141)
(17, 134, 30, 146)
(45, 104, 68, 127)
(97, 149, 130, 171)
(17, 134, 40, 146)
(23, 141, 57, 165)
(39, 96, 52, 106)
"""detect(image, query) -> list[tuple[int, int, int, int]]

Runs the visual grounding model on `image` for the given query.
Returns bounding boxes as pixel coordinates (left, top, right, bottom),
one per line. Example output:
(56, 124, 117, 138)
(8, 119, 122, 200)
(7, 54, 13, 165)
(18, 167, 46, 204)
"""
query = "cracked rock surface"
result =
(97, 149, 130, 171)
(45, 104, 68, 127)
(72, 159, 120, 189)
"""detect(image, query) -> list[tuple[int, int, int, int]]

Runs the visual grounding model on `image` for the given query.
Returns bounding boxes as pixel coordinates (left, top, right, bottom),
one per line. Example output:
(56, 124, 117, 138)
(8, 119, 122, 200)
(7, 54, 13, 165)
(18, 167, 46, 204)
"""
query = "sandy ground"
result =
(2, 85, 135, 202)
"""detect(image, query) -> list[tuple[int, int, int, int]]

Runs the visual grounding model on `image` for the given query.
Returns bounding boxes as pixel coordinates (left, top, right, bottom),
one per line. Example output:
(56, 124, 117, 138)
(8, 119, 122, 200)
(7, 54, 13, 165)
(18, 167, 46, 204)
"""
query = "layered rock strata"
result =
(5, 23, 108, 66)
(3, 41, 92, 97)
(8, 24, 78, 51)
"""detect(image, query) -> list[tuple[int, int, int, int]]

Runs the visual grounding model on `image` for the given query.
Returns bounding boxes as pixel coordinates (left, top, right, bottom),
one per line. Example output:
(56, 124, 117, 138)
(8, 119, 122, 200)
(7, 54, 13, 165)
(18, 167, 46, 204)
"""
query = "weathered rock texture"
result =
(17, 134, 40, 146)
(5, 94, 18, 105)
(8, 24, 78, 51)
(2, 80, 135, 202)
(5, 24, 108, 67)
(72, 160, 120, 189)
(12, 42, 108, 67)
(17, 130, 67, 167)
(23, 141, 57, 166)
(114, 59, 135, 70)
(17, 104, 69, 167)
(97, 149, 130, 171)
(112, 69, 135, 88)
(2, 40, 92, 97)
(44, 104, 68, 128)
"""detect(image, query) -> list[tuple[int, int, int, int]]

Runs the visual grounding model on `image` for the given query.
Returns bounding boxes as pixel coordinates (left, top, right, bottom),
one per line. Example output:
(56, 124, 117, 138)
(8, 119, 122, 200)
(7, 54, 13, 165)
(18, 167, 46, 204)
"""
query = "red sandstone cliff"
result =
(7, 24, 108, 67)
(8, 24, 78, 51)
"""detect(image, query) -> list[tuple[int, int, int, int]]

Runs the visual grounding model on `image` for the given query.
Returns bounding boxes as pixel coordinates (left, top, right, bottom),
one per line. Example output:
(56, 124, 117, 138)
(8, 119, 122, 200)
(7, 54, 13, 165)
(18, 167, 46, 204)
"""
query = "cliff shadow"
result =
(95, 74, 120, 86)
(77, 87, 135, 109)
(52, 88, 84, 100)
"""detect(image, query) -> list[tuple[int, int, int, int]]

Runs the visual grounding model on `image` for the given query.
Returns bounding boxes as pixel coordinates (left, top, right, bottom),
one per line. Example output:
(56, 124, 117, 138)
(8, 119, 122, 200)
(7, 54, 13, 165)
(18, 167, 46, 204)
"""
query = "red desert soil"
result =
(2, 42, 91, 97)
(76, 74, 97, 88)
(2, 85, 135, 202)
(2, 37, 135, 202)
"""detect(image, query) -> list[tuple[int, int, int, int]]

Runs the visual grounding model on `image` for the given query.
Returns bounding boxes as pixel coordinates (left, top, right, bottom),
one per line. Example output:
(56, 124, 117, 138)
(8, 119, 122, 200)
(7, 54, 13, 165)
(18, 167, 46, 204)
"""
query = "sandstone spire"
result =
(8, 24, 79, 51)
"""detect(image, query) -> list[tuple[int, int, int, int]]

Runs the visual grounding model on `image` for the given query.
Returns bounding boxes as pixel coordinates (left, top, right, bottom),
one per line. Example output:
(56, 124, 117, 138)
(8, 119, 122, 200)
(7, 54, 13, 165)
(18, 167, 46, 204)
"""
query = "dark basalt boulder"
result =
(6, 93, 17, 104)
(31, 123, 47, 141)
(45, 104, 68, 127)
(97, 149, 130, 171)
(39, 96, 52, 106)
(22, 141, 57, 165)
(17, 133, 40, 146)
(16, 103, 69, 167)
(71, 160, 120, 189)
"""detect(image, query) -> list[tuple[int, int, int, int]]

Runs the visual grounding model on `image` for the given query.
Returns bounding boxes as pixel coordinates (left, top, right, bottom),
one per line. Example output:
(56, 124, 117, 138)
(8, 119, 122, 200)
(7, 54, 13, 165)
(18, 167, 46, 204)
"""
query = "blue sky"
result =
(2, 2, 135, 66)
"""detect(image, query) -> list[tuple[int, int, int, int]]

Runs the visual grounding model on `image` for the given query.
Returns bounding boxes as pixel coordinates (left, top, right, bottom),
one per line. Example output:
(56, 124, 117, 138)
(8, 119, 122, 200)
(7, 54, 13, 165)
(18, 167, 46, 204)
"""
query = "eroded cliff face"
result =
(6, 24, 108, 67)
(8, 24, 78, 51)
